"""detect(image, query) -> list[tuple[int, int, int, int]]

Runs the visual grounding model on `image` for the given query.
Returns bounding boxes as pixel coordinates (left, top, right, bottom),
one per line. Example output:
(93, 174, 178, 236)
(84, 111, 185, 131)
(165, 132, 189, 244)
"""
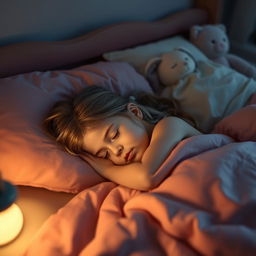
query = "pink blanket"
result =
(24, 134, 256, 256)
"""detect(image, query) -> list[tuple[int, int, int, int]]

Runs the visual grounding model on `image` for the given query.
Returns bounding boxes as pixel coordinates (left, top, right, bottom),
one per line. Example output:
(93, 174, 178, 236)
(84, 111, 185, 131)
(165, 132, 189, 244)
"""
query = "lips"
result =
(125, 148, 135, 162)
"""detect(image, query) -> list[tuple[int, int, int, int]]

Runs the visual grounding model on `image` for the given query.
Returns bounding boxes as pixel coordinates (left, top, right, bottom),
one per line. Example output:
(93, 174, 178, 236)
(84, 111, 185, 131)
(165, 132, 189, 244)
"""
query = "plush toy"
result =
(190, 24, 256, 79)
(145, 48, 197, 91)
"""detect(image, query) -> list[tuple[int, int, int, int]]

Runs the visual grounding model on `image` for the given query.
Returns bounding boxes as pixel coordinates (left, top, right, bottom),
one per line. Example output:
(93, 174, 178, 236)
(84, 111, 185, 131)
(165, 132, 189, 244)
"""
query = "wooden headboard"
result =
(1, 0, 197, 46)
(0, 0, 222, 77)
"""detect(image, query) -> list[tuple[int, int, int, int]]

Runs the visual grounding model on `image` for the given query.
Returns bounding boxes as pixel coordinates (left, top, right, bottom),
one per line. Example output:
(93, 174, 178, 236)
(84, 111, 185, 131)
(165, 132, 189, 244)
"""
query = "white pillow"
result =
(103, 36, 208, 74)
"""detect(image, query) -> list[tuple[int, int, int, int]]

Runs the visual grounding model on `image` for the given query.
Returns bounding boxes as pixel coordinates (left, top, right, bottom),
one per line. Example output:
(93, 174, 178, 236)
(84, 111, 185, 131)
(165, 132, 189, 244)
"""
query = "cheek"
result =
(133, 128, 151, 153)
(176, 66, 187, 77)
(187, 61, 195, 72)
(224, 41, 229, 50)
(125, 124, 149, 146)
(138, 132, 150, 146)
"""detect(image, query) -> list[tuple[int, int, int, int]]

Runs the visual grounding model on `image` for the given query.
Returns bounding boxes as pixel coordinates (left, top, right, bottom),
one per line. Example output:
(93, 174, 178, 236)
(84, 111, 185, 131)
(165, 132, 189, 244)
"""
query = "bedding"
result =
(1, 2, 256, 256)
(104, 35, 256, 134)
(23, 134, 256, 256)
(213, 104, 256, 142)
(0, 8, 211, 194)
(0, 61, 153, 193)
(103, 35, 208, 74)
(159, 60, 256, 133)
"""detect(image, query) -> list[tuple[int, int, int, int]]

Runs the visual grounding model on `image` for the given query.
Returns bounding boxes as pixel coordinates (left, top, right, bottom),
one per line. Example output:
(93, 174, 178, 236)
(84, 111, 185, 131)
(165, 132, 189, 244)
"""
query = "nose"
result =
(109, 144, 123, 156)
(218, 42, 224, 48)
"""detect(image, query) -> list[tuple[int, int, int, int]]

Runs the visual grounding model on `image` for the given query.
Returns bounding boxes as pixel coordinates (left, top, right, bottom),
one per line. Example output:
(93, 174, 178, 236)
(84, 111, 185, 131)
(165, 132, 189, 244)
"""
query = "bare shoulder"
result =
(155, 116, 201, 137)
(156, 116, 190, 128)
(159, 115, 185, 123)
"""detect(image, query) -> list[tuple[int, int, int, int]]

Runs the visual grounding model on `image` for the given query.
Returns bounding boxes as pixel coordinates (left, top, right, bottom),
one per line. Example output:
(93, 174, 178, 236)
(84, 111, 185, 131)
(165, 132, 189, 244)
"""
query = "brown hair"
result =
(44, 85, 195, 155)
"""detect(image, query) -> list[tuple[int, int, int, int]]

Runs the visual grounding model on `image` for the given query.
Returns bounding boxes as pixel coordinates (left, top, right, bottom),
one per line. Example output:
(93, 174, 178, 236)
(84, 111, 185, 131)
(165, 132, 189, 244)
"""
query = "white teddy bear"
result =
(144, 48, 197, 91)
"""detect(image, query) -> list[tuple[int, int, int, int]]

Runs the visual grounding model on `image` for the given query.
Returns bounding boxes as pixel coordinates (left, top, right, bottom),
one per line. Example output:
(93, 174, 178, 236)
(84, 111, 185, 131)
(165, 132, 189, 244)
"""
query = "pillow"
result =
(213, 104, 256, 142)
(103, 36, 208, 74)
(0, 61, 153, 193)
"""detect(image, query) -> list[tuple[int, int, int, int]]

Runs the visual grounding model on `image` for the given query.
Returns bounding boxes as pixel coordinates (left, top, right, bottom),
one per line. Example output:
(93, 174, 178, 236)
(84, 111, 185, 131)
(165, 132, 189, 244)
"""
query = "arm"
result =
(227, 54, 256, 79)
(84, 117, 201, 191)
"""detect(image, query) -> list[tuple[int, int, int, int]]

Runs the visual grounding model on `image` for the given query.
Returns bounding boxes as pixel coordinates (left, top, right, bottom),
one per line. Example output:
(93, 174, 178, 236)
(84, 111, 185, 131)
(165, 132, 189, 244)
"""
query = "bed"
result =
(1, 1, 256, 255)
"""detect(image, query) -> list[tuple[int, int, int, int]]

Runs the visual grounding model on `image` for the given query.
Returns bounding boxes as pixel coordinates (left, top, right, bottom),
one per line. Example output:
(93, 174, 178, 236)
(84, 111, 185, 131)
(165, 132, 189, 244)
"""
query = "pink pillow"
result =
(0, 61, 153, 193)
(213, 104, 256, 142)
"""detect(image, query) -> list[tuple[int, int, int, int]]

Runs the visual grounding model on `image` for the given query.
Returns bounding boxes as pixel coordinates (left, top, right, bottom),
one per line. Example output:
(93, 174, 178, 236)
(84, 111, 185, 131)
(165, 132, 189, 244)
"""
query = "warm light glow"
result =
(0, 203, 23, 245)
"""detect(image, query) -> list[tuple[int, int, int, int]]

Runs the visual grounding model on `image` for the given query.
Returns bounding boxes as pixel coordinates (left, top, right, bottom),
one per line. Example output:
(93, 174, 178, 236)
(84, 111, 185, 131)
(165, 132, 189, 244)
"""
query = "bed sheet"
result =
(23, 134, 256, 256)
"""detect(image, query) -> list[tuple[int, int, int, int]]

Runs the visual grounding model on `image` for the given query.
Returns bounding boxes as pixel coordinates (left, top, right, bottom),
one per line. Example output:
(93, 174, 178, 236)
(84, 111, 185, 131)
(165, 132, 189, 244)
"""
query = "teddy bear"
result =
(190, 24, 256, 79)
(144, 48, 197, 91)
(144, 46, 256, 133)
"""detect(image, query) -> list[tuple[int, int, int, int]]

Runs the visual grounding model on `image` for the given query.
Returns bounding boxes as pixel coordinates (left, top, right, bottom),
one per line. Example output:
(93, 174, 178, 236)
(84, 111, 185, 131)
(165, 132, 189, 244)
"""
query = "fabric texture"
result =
(213, 104, 256, 141)
(23, 134, 256, 256)
(0, 61, 153, 193)
(160, 61, 256, 133)
(103, 36, 208, 74)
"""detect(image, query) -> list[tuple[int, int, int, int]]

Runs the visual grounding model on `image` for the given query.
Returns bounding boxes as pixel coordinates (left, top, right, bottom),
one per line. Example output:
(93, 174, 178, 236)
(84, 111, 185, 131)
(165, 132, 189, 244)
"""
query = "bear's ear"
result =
(190, 25, 203, 40)
(216, 24, 226, 32)
(144, 57, 161, 76)
(144, 57, 162, 92)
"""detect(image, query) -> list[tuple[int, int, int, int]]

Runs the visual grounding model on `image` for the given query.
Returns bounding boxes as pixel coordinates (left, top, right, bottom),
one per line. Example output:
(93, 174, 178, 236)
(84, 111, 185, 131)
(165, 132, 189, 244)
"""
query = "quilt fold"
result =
(24, 134, 256, 256)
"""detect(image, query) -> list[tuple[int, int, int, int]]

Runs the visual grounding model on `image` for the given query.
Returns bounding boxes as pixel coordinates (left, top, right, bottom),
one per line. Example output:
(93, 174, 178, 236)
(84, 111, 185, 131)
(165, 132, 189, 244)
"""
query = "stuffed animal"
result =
(190, 24, 256, 79)
(145, 48, 197, 91)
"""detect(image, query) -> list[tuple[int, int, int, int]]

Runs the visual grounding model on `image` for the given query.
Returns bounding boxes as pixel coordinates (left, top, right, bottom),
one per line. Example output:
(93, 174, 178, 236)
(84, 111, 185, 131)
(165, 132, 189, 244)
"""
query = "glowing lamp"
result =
(0, 176, 23, 246)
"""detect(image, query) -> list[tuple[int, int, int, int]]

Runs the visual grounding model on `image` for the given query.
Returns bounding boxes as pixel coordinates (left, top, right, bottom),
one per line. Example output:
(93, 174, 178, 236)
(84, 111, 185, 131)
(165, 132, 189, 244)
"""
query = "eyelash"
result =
(102, 128, 119, 159)
(104, 151, 109, 159)
(111, 129, 119, 141)
(171, 63, 177, 69)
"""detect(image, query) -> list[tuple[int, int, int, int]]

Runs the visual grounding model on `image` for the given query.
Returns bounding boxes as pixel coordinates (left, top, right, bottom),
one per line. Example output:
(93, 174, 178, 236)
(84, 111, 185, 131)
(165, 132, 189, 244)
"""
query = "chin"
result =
(115, 160, 128, 166)
(134, 150, 144, 163)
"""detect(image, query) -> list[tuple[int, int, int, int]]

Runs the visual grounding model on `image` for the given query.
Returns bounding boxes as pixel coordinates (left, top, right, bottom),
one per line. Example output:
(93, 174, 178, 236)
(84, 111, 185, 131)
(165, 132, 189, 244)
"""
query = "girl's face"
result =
(82, 107, 153, 165)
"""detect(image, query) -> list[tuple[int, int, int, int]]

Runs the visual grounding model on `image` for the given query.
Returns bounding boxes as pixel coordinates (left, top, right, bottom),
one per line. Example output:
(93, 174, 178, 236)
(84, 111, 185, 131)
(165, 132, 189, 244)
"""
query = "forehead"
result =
(163, 51, 185, 62)
(82, 119, 109, 154)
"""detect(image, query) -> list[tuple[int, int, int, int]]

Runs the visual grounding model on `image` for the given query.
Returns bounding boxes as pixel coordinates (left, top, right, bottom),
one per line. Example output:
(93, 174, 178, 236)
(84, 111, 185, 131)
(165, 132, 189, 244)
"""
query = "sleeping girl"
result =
(44, 85, 201, 191)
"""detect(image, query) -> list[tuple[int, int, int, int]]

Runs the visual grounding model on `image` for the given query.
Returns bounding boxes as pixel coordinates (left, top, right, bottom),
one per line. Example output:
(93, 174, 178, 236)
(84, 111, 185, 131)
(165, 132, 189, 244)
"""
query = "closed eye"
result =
(97, 149, 109, 159)
(104, 151, 109, 159)
(110, 128, 119, 141)
(171, 63, 177, 69)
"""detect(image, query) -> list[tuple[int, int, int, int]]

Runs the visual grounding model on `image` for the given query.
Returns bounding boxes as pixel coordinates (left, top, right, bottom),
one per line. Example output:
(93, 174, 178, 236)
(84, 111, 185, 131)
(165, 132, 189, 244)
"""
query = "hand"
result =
(80, 152, 114, 174)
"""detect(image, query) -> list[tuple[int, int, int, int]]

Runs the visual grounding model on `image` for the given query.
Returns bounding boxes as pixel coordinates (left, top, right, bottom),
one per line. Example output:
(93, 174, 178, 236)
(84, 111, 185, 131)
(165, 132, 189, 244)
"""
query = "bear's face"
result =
(191, 25, 230, 60)
(158, 50, 196, 86)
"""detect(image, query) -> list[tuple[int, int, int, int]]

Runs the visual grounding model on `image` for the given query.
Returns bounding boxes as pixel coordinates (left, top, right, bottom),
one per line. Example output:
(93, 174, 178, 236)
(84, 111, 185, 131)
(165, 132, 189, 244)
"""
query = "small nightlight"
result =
(0, 174, 24, 246)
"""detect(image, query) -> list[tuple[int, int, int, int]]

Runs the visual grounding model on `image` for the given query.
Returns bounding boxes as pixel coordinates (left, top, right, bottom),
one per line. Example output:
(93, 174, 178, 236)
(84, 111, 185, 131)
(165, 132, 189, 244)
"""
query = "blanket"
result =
(161, 61, 256, 133)
(24, 134, 256, 256)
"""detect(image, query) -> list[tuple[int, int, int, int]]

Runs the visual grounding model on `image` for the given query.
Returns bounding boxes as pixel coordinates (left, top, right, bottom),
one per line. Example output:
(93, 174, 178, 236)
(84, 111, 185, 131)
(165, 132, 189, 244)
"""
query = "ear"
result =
(176, 47, 196, 64)
(190, 25, 203, 41)
(216, 24, 226, 32)
(127, 103, 143, 119)
(144, 57, 163, 92)
(176, 47, 192, 55)
(144, 57, 161, 75)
